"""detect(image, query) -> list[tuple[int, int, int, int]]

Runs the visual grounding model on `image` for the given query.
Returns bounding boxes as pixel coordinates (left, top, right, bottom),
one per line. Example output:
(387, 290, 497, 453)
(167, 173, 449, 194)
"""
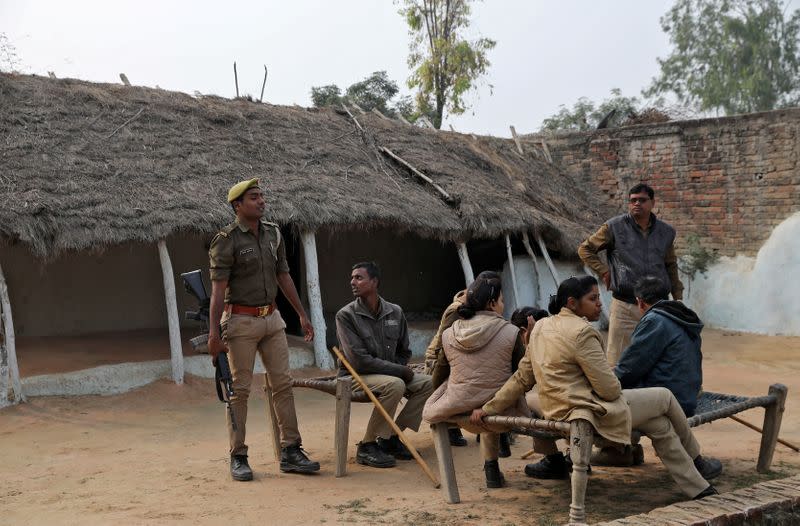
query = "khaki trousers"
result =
(607, 298, 642, 366)
(355, 372, 434, 442)
(459, 421, 501, 461)
(624, 387, 708, 497)
(525, 387, 560, 455)
(224, 311, 301, 456)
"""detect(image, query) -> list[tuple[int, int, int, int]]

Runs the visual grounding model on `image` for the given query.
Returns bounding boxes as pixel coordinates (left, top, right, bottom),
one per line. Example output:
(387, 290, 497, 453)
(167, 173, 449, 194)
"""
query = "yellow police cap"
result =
(227, 178, 260, 202)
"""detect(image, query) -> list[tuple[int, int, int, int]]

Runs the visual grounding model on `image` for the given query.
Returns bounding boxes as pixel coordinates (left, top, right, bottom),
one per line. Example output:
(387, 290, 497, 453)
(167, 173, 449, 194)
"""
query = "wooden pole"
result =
(371, 107, 389, 120)
(456, 242, 474, 285)
(568, 419, 593, 525)
(540, 139, 553, 163)
(335, 376, 352, 477)
(509, 125, 524, 155)
(431, 423, 460, 503)
(0, 262, 23, 403)
(379, 147, 452, 203)
(259, 65, 268, 103)
(341, 103, 364, 132)
(521, 232, 543, 307)
(0, 334, 7, 407)
(157, 240, 184, 384)
(729, 414, 798, 451)
(505, 234, 520, 310)
(757, 384, 789, 472)
(331, 346, 440, 488)
(535, 232, 560, 284)
(300, 230, 333, 370)
(233, 61, 239, 98)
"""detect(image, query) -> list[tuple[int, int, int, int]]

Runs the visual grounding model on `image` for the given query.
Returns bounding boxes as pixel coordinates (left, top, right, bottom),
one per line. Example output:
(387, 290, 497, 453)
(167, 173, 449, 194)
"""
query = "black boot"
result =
(448, 428, 467, 447)
(377, 435, 413, 460)
(484, 460, 506, 488)
(694, 455, 723, 480)
(525, 453, 569, 480)
(693, 485, 719, 500)
(356, 441, 396, 468)
(230, 454, 253, 481)
(498, 432, 512, 458)
(280, 444, 320, 474)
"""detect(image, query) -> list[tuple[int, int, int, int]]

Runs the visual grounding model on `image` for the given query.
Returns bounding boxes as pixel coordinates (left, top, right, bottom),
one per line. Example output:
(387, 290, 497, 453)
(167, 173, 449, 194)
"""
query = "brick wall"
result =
(525, 108, 800, 256)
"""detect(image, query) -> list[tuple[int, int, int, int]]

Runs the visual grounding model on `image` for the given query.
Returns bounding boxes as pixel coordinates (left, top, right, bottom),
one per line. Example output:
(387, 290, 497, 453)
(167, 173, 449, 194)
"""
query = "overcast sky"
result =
(3, 1, 798, 136)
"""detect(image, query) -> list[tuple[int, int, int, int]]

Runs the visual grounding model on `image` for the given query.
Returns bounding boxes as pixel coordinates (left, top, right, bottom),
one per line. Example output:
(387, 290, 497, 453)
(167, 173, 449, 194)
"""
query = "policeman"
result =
(208, 178, 320, 481)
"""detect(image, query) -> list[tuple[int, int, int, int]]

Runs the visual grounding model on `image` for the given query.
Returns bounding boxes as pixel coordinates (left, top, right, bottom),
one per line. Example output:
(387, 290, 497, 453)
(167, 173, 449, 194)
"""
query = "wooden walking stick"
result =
(729, 415, 800, 452)
(331, 346, 440, 488)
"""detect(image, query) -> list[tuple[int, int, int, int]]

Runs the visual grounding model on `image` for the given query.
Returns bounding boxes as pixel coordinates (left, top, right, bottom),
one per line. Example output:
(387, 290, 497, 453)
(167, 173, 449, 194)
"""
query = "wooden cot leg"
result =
(431, 423, 460, 504)
(335, 376, 353, 477)
(263, 373, 282, 462)
(568, 420, 593, 526)
(757, 383, 788, 473)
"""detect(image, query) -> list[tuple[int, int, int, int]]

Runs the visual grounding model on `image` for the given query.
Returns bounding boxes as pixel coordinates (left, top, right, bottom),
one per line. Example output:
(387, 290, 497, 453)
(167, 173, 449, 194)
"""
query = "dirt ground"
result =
(2, 328, 799, 525)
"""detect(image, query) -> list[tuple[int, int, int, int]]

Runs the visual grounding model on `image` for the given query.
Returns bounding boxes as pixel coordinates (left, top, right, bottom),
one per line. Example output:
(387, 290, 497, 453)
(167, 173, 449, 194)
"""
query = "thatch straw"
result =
(0, 73, 613, 258)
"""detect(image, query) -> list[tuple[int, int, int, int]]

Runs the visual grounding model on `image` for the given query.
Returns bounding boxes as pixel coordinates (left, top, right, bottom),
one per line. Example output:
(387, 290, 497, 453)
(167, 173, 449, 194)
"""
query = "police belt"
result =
(225, 303, 277, 317)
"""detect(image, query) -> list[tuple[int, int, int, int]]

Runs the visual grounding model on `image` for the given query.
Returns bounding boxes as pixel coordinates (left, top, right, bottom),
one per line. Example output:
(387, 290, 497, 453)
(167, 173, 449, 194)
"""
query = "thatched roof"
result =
(0, 73, 612, 258)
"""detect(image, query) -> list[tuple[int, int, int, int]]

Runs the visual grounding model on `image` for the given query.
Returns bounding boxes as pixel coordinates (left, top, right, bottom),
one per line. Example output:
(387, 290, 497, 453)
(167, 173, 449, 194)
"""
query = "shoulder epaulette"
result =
(217, 222, 238, 237)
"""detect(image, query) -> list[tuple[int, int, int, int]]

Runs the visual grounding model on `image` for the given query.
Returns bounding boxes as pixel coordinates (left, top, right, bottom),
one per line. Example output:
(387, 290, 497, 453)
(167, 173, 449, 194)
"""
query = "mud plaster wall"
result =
(532, 108, 800, 257)
(0, 236, 210, 337)
(314, 227, 466, 346)
(1, 228, 464, 338)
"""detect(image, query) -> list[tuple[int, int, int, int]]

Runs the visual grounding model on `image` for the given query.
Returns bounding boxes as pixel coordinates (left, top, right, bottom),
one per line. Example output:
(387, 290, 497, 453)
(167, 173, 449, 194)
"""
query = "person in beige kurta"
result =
(474, 276, 721, 499)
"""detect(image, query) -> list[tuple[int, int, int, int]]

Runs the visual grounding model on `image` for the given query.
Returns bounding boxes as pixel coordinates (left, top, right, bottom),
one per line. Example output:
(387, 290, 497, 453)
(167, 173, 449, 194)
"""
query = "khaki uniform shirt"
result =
(578, 220, 684, 300)
(208, 218, 289, 306)
(484, 308, 631, 445)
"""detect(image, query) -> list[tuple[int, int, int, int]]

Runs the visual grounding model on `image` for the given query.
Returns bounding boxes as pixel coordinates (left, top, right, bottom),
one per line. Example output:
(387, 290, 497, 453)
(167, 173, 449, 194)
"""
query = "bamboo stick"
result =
(729, 415, 798, 451)
(331, 346, 440, 488)
(379, 147, 452, 203)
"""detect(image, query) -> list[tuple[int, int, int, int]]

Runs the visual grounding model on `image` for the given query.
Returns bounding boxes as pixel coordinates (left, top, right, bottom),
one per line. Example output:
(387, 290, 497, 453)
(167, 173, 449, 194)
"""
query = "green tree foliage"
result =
(399, 0, 496, 128)
(310, 71, 418, 120)
(540, 89, 643, 132)
(344, 71, 400, 115)
(646, 0, 800, 114)
(310, 84, 343, 108)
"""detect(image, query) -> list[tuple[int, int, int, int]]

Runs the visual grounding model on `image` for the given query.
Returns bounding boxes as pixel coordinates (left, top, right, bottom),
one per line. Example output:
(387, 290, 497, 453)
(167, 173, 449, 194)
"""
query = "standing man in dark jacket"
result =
(335, 261, 434, 468)
(579, 183, 684, 366)
(615, 276, 703, 416)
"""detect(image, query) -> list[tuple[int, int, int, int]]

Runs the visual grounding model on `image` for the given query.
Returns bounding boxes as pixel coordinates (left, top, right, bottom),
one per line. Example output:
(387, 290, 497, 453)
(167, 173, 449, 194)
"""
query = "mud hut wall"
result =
(530, 108, 800, 257)
(0, 235, 209, 338)
(313, 227, 465, 345)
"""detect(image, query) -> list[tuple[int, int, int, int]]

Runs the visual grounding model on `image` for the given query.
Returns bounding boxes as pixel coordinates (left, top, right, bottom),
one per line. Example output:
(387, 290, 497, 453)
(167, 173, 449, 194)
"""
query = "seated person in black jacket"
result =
(335, 261, 435, 468)
(614, 276, 704, 416)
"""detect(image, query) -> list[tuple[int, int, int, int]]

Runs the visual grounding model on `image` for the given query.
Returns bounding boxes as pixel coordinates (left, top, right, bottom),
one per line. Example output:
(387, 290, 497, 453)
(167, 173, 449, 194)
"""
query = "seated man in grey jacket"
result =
(335, 261, 434, 468)
(614, 275, 704, 417)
